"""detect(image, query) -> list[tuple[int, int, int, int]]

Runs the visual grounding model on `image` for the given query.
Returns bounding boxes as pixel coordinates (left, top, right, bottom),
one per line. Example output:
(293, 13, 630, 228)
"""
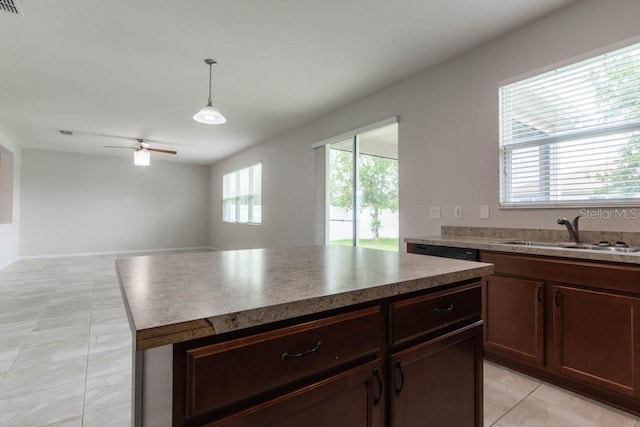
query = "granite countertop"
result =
(404, 235, 640, 264)
(116, 245, 493, 350)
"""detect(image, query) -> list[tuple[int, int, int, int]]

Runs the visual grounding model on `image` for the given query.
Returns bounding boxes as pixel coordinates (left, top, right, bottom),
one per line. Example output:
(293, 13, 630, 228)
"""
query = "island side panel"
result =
(137, 345, 173, 427)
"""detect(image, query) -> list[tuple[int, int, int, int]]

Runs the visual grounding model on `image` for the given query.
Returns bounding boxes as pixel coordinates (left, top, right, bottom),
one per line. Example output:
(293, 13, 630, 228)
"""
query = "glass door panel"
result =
(357, 125, 399, 251)
(328, 138, 355, 246)
(326, 123, 398, 251)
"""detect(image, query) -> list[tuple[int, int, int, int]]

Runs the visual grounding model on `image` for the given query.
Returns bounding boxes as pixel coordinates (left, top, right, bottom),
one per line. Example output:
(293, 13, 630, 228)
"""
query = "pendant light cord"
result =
(208, 63, 213, 104)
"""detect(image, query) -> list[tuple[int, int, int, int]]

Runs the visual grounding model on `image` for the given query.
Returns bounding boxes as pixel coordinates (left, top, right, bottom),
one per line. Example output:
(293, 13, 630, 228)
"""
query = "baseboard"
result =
(0, 257, 18, 271)
(18, 246, 216, 260)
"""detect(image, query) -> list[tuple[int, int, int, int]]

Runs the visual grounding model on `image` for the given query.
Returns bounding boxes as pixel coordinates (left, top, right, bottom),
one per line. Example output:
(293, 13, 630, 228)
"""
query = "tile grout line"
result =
(0, 370, 87, 403)
(0, 265, 85, 405)
(0, 269, 54, 389)
(1, 268, 43, 411)
(491, 380, 542, 426)
(489, 371, 638, 427)
(526, 384, 640, 426)
(80, 264, 98, 427)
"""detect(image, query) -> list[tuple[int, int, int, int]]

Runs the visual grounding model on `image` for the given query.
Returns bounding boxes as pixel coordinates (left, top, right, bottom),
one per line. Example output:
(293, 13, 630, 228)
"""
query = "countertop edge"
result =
(131, 264, 493, 350)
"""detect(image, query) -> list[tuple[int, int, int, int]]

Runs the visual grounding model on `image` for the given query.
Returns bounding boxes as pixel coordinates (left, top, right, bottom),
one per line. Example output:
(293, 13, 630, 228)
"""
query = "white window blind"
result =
(223, 163, 262, 224)
(499, 42, 640, 207)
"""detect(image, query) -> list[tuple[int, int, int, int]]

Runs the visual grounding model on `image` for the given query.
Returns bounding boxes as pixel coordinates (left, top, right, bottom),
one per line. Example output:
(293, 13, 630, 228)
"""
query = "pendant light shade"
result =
(193, 102, 226, 124)
(193, 59, 226, 124)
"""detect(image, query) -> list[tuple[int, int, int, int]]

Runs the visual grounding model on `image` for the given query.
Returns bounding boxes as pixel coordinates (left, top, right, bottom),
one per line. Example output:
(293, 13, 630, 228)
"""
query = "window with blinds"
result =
(222, 163, 262, 224)
(499, 42, 640, 207)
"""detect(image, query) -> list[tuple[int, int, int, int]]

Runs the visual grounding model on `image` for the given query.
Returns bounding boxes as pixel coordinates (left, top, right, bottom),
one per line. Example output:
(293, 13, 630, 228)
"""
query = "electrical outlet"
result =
(454, 205, 463, 219)
(480, 205, 490, 219)
(429, 207, 441, 219)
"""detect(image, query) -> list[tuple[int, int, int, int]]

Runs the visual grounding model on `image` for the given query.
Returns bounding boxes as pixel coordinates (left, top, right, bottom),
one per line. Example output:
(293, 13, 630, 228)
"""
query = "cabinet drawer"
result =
(390, 283, 481, 347)
(186, 306, 381, 417)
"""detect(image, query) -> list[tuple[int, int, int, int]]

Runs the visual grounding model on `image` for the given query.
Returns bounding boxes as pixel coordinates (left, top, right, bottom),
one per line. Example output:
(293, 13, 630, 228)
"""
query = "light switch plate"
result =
(480, 205, 490, 219)
(429, 207, 441, 219)
(454, 205, 463, 219)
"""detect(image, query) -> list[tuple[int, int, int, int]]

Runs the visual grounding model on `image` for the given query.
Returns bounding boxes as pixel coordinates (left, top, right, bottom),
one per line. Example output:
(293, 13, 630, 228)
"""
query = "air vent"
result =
(58, 130, 74, 136)
(0, 0, 21, 15)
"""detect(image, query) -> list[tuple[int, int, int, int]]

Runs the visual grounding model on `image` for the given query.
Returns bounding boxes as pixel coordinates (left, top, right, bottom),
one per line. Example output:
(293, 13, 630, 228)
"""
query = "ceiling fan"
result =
(57, 130, 181, 166)
(103, 139, 177, 166)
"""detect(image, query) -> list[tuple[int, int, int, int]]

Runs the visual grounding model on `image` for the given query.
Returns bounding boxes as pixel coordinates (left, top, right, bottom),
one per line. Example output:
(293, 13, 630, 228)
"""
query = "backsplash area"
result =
(441, 226, 640, 248)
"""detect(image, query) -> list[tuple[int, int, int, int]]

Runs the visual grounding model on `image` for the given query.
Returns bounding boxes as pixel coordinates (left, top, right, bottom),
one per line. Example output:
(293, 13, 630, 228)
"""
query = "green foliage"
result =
(330, 238, 399, 252)
(592, 55, 640, 195)
(595, 134, 640, 194)
(359, 154, 399, 239)
(329, 149, 354, 210)
(329, 148, 398, 240)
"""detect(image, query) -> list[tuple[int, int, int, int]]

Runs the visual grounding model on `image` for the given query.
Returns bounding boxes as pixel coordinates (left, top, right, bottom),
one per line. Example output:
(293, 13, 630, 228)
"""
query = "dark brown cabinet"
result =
(390, 322, 483, 427)
(185, 307, 381, 417)
(205, 360, 384, 427)
(551, 284, 640, 398)
(480, 250, 640, 416)
(482, 275, 544, 366)
(174, 280, 484, 426)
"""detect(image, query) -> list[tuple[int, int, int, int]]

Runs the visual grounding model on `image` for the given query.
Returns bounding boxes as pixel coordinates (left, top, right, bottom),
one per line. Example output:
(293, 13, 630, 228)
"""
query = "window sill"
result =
(222, 221, 262, 226)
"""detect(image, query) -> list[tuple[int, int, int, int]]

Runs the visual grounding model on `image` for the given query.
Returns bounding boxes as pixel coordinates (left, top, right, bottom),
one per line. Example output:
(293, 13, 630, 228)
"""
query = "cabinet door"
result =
(552, 285, 640, 397)
(203, 360, 384, 427)
(390, 322, 483, 427)
(483, 275, 545, 366)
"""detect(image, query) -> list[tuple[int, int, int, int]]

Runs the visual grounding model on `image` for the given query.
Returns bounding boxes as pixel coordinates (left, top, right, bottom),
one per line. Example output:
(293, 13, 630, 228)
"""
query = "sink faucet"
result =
(557, 216, 581, 243)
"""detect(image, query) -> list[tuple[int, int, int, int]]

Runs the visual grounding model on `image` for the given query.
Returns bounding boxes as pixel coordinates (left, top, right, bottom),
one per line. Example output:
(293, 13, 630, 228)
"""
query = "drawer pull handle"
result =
(434, 303, 454, 313)
(394, 360, 405, 395)
(372, 367, 383, 405)
(281, 341, 322, 361)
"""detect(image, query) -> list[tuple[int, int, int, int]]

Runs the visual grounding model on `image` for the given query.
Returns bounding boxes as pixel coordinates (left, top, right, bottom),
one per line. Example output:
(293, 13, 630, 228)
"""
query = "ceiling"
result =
(0, 0, 578, 165)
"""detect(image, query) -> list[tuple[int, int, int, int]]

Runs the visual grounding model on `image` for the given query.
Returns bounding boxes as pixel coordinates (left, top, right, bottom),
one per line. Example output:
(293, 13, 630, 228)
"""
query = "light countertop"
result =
(404, 235, 640, 264)
(116, 245, 493, 350)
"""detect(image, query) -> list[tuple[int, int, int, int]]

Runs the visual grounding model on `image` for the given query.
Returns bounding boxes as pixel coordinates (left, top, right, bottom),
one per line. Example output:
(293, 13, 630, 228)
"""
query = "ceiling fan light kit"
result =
(134, 149, 150, 166)
(101, 138, 177, 166)
(193, 59, 227, 125)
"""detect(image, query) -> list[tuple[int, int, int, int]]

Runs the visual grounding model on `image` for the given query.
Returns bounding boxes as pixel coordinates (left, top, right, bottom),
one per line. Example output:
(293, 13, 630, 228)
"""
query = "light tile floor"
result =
(1, 254, 639, 426)
(484, 360, 640, 427)
(0, 255, 133, 427)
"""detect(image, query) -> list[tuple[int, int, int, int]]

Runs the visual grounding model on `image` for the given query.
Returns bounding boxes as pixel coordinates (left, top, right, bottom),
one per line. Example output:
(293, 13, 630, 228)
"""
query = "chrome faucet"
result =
(557, 216, 581, 243)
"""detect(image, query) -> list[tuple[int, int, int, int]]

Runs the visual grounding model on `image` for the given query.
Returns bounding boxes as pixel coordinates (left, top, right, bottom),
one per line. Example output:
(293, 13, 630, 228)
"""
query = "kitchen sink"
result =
(502, 240, 557, 247)
(501, 240, 640, 253)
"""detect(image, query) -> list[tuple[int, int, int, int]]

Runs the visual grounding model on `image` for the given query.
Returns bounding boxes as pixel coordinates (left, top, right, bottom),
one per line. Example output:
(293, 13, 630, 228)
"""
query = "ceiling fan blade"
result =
(142, 138, 185, 147)
(73, 131, 186, 146)
(103, 145, 137, 150)
(147, 148, 178, 155)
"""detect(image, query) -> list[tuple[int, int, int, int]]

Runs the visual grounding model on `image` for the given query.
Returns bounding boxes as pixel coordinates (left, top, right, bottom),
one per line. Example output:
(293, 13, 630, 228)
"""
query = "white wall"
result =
(0, 129, 21, 269)
(21, 149, 210, 257)
(210, 132, 319, 249)
(210, 0, 640, 251)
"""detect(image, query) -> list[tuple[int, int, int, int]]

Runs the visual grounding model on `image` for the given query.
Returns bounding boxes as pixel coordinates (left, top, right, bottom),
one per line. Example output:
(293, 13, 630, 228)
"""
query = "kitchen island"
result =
(116, 245, 493, 426)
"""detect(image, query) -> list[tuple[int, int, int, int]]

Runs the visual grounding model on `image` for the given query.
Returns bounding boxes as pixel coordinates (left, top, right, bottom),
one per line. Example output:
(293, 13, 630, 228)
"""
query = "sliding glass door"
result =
(327, 123, 398, 251)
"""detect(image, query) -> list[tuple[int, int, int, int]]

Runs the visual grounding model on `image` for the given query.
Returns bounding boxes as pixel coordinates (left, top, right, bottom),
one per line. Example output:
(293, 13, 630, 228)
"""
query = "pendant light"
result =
(193, 59, 227, 124)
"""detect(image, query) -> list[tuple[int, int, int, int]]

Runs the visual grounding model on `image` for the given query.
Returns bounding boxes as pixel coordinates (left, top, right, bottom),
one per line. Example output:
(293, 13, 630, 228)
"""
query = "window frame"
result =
(498, 39, 640, 209)
(222, 162, 262, 224)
